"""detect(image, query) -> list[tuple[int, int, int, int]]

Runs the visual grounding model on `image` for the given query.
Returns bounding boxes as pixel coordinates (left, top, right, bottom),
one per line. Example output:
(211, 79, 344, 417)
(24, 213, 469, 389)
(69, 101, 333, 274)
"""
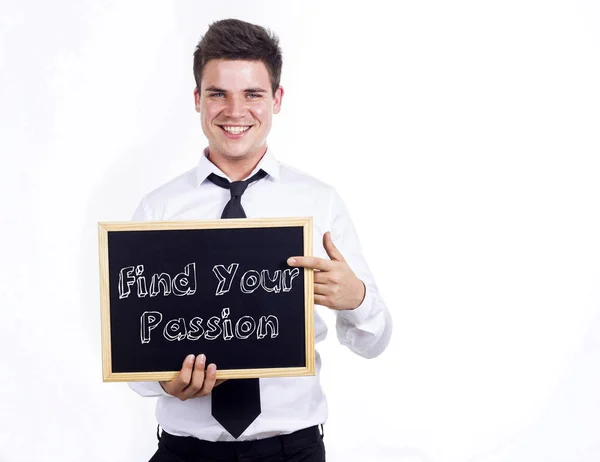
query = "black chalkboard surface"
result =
(98, 217, 314, 382)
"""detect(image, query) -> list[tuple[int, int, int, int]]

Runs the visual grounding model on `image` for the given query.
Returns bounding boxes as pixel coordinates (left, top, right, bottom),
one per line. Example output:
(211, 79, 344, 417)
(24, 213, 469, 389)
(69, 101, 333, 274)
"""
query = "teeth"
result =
(222, 126, 250, 134)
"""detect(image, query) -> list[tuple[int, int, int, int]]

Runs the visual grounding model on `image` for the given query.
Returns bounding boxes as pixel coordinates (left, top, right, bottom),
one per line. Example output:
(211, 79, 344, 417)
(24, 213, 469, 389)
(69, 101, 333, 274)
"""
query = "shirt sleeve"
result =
(128, 381, 169, 397)
(126, 196, 170, 398)
(327, 188, 393, 359)
(131, 196, 151, 221)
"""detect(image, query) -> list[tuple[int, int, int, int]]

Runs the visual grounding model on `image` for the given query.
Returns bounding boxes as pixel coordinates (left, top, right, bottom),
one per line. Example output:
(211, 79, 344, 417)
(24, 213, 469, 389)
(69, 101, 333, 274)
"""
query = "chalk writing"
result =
(119, 262, 299, 299)
(120, 262, 295, 344)
(140, 308, 279, 344)
(213, 263, 238, 296)
(119, 263, 197, 299)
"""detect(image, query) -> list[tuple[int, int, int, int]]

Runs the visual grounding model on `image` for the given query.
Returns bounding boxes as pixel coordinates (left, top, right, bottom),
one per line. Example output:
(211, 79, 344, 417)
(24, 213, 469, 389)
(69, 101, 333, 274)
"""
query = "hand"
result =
(160, 354, 225, 401)
(287, 231, 366, 311)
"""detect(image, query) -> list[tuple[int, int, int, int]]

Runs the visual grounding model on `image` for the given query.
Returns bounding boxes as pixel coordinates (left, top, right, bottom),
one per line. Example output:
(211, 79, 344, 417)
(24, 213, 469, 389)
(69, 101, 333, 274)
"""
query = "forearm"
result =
(327, 188, 393, 358)
(335, 280, 393, 358)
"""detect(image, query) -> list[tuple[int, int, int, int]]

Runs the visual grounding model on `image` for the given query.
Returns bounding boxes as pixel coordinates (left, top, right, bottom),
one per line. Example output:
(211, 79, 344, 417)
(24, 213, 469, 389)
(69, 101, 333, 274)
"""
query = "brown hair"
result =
(193, 19, 283, 95)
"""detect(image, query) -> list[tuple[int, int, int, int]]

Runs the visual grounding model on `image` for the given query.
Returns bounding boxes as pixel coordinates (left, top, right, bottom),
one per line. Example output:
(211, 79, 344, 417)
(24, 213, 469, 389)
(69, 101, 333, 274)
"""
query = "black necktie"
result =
(208, 169, 267, 219)
(207, 168, 266, 438)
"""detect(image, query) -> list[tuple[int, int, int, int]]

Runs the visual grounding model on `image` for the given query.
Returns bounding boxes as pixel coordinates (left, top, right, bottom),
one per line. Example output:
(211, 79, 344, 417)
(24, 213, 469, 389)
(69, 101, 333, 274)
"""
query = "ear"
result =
(272, 86, 284, 114)
(193, 87, 201, 113)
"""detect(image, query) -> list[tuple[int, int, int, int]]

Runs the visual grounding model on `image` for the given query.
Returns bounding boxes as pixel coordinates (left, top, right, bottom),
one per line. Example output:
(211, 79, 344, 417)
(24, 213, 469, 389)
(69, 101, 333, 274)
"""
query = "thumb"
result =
(323, 232, 345, 262)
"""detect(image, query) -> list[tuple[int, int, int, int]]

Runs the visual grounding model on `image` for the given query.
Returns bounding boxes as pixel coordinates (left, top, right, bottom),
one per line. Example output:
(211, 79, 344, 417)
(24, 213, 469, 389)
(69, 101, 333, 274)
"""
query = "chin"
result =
(218, 146, 251, 159)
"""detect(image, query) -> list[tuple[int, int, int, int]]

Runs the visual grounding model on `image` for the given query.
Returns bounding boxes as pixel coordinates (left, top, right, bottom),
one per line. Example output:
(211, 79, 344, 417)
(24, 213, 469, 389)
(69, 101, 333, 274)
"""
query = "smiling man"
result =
(196, 58, 282, 178)
(129, 18, 392, 462)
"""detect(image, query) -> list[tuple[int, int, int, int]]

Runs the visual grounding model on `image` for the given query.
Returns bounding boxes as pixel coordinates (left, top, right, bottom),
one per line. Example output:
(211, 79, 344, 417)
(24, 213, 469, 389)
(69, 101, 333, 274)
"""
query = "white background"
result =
(1, 1, 600, 461)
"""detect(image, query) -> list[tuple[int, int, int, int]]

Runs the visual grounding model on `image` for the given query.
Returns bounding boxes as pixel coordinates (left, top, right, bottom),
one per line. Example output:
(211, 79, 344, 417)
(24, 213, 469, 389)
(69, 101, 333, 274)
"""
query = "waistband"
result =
(159, 425, 323, 459)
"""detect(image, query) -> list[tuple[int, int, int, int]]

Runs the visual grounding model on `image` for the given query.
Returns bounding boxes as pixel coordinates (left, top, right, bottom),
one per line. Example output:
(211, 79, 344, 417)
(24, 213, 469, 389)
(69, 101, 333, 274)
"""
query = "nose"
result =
(223, 94, 246, 119)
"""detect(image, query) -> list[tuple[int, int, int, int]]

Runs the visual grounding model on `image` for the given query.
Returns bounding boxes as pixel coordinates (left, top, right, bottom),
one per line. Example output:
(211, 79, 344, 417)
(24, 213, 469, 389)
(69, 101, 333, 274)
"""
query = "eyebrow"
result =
(204, 86, 268, 93)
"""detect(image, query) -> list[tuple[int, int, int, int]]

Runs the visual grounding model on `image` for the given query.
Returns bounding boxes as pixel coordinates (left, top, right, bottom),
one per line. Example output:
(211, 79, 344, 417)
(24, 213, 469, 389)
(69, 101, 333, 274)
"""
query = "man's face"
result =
(194, 59, 283, 161)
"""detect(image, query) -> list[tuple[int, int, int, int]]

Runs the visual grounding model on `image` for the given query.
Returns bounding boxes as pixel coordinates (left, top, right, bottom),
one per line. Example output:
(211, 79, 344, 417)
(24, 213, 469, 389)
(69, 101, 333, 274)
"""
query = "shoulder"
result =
(277, 161, 337, 197)
(133, 167, 198, 220)
(141, 167, 198, 205)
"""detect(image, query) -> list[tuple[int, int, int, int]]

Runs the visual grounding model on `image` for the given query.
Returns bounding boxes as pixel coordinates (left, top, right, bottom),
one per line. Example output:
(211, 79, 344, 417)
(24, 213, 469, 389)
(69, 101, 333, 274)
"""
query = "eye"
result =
(209, 92, 225, 98)
(247, 93, 262, 99)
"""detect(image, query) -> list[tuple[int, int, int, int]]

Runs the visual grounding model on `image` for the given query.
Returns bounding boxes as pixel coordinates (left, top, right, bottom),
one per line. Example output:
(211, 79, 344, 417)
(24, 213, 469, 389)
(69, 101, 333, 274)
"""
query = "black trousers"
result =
(149, 426, 326, 462)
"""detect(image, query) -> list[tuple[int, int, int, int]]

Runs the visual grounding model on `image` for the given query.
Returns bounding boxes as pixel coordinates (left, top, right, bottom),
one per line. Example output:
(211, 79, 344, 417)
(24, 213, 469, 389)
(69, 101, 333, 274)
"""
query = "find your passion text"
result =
(117, 262, 300, 344)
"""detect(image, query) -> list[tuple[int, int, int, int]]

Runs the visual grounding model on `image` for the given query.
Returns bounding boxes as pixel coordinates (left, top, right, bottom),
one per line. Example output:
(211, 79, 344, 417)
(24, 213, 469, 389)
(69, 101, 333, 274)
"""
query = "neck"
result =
(207, 147, 267, 181)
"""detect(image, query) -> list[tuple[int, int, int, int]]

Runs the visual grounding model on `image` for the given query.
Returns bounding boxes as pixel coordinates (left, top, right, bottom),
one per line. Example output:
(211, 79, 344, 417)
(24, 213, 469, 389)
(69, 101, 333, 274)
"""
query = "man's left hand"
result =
(287, 232, 366, 311)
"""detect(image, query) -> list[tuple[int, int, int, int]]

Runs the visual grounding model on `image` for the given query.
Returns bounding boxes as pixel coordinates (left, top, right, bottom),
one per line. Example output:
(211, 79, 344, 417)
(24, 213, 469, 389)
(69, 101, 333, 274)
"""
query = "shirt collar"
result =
(195, 147, 281, 186)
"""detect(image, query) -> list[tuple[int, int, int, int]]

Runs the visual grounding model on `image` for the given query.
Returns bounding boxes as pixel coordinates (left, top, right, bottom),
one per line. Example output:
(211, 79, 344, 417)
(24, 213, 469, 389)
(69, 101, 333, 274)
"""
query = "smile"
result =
(219, 125, 252, 135)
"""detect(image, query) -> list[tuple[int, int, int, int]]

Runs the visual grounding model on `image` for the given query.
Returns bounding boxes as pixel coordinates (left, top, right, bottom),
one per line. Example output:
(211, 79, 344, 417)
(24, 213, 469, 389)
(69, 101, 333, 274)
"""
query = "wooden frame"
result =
(98, 217, 315, 382)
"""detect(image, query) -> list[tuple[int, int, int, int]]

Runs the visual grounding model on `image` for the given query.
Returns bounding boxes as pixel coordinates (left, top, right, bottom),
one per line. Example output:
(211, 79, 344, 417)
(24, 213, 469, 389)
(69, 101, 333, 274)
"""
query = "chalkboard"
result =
(98, 217, 314, 382)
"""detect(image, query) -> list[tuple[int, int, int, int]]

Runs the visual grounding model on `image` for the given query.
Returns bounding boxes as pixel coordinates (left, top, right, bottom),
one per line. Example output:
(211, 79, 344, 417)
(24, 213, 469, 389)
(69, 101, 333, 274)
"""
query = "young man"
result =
(129, 18, 392, 462)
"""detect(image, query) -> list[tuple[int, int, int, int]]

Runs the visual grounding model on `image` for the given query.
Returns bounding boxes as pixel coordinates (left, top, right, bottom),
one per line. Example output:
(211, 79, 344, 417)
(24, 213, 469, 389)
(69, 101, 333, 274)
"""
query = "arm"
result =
(288, 188, 393, 359)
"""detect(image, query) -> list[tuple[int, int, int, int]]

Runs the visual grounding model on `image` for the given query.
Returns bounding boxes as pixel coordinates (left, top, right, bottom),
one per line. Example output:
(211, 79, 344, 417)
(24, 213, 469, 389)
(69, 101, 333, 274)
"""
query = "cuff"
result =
(128, 381, 170, 397)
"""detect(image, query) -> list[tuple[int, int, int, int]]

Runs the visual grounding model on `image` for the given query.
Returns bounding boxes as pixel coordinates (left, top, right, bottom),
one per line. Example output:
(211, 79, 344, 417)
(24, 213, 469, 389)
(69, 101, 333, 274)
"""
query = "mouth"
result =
(217, 125, 252, 138)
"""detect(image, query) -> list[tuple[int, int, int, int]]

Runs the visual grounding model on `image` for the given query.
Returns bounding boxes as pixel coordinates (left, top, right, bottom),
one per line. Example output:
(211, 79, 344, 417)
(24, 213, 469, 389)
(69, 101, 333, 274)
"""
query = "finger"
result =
(314, 271, 332, 284)
(182, 354, 207, 399)
(195, 363, 218, 397)
(168, 354, 195, 394)
(314, 293, 329, 306)
(287, 256, 332, 271)
(313, 282, 329, 296)
(323, 232, 345, 262)
(314, 270, 343, 286)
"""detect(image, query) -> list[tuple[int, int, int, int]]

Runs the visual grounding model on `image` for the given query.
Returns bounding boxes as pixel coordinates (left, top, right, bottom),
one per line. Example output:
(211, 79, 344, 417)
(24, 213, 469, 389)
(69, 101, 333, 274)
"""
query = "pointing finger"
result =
(287, 256, 332, 271)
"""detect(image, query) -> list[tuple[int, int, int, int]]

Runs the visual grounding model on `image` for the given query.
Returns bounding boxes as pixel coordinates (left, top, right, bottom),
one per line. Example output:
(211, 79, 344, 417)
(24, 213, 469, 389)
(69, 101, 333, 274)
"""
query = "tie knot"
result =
(207, 169, 268, 196)
(229, 180, 249, 197)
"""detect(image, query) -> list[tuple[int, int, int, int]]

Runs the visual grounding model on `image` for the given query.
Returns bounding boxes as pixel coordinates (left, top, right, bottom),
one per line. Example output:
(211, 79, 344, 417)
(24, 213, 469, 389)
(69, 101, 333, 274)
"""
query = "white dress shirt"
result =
(128, 148, 392, 442)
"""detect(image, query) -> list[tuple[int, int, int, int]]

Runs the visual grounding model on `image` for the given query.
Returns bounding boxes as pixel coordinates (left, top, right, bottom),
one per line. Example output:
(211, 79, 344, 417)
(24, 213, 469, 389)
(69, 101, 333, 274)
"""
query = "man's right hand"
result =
(160, 354, 225, 401)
